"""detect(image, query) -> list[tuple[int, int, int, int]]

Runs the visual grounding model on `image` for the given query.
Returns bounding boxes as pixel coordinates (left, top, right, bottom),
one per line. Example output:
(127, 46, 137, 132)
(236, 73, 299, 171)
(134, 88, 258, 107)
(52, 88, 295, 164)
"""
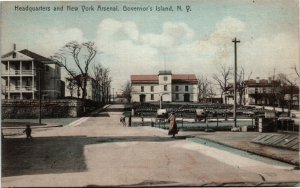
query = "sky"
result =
(1, 0, 299, 94)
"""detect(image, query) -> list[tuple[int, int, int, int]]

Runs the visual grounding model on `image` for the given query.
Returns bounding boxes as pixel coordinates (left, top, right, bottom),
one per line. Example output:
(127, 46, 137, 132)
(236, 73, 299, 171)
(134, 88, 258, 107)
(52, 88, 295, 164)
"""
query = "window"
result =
(164, 85, 167, 91)
(5, 63, 8, 70)
(16, 80, 20, 86)
(176, 94, 179, 100)
(164, 76, 168, 81)
(26, 78, 30, 86)
(175, 86, 179, 92)
(151, 86, 154, 92)
(45, 65, 49, 72)
(141, 86, 144, 92)
(185, 86, 188, 91)
(151, 94, 154, 100)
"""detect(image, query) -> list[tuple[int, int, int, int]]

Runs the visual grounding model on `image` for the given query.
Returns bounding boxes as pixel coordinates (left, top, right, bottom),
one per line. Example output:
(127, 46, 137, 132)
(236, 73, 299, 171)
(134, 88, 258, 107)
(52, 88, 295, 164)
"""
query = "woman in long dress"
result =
(168, 112, 178, 138)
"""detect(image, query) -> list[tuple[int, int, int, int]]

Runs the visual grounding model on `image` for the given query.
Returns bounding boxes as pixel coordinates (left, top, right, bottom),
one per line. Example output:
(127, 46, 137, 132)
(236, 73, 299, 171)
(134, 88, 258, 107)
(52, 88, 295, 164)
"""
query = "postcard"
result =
(1, 0, 299, 187)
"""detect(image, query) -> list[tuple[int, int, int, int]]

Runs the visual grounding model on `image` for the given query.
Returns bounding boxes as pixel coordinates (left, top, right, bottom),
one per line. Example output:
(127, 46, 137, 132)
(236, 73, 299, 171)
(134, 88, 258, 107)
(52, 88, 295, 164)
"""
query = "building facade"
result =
(224, 77, 299, 108)
(131, 70, 198, 103)
(1, 46, 62, 99)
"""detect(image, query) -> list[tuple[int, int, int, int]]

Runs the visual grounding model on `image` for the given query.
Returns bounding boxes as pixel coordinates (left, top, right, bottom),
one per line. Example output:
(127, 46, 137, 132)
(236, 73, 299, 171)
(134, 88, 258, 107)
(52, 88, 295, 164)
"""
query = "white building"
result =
(1, 46, 62, 99)
(131, 70, 198, 103)
(64, 74, 102, 102)
(224, 77, 299, 107)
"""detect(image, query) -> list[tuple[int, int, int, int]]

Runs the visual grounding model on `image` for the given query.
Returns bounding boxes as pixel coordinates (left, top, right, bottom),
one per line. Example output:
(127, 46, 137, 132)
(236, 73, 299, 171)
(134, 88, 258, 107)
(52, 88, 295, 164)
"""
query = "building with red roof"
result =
(131, 70, 198, 103)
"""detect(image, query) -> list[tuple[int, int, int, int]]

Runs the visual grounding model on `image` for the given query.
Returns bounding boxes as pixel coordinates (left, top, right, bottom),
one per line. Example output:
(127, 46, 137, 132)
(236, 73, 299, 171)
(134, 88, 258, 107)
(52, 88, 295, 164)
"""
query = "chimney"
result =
(268, 77, 272, 83)
(255, 77, 260, 83)
(12, 44, 16, 58)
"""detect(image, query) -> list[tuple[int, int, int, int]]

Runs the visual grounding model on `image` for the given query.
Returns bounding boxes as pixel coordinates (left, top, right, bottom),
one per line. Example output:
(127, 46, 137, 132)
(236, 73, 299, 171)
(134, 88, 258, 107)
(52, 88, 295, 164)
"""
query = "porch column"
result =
(20, 61, 23, 94)
(32, 61, 35, 99)
(8, 61, 10, 99)
(32, 61, 34, 75)
(8, 61, 10, 75)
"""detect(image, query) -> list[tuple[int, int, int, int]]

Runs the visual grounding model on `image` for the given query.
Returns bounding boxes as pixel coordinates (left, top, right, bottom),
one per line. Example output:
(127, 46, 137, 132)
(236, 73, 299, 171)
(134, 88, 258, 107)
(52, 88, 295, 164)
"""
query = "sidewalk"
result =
(1, 105, 110, 137)
(187, 131, 299, 166)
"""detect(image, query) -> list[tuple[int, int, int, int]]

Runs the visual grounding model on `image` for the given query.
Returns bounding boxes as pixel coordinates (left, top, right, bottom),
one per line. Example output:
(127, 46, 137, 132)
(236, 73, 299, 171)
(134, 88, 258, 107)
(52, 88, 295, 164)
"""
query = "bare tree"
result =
(212, 65, 232, 104)
(51, 41, 97, 99)
(236, 67, 252, 105)
(277, 73, 298, 115)
(122, 81, 132, 103)
(66, 77, 77, 98)
(294, 66, 300, 78)
(92, 64, 112, 103)
(197, 74, 215, 103)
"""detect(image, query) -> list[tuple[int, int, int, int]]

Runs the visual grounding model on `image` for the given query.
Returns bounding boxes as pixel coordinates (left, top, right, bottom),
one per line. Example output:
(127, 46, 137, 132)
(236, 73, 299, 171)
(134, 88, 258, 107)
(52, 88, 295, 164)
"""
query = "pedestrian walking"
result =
(168, 112, 178, 138)
(23, 125, 33, 140)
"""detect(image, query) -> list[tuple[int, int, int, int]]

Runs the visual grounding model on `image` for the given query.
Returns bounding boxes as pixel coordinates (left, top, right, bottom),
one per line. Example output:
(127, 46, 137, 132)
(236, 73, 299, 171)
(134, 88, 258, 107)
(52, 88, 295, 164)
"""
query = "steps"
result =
(252, 133, 299, 151)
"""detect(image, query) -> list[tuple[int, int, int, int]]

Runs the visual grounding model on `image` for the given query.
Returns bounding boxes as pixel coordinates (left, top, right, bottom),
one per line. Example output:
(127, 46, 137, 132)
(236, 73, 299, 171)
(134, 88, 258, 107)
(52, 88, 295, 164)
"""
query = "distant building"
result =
(131, 70, 198, 103)
(114, 93, 128, 104)
(64, 74, 102, 102)
(224, 77, 299, 108)
(1, 45, 62, 99)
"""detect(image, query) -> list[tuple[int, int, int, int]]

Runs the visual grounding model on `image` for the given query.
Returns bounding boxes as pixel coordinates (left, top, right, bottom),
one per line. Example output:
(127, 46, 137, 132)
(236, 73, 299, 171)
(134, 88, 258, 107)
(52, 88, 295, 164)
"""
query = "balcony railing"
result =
(1, 70, 36, 76)
(4, 86, 37, 92)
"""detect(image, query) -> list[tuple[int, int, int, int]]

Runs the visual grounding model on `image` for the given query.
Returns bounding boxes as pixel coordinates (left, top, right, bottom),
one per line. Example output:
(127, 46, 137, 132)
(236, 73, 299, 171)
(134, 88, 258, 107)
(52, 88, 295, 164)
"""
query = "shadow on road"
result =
(2, 135, 190, 177)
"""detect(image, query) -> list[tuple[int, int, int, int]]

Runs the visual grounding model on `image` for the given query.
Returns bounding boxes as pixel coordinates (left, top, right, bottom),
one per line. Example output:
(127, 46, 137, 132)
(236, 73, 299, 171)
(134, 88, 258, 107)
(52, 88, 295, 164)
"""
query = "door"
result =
(140, 94, 146, 102)
(184, 93, 190, 102)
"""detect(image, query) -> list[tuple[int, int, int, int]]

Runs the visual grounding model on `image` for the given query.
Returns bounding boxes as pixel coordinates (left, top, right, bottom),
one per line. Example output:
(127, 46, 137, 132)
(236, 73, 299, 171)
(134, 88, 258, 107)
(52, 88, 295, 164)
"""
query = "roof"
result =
(131, 74, 198, 84)
(2, 49, 62, 66)
(172, 74, 198, 84)
(1, 51, 33, 60)
(19, 49, 52, 62)
(159, 70, 172, 75)
(74, 74, 95, 81)
(131, 75, 159, 84)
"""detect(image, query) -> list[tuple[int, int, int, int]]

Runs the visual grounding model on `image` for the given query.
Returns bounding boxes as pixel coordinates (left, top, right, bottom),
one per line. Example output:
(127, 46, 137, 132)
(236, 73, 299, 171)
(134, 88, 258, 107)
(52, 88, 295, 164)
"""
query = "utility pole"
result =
(232, 38, 240, 128)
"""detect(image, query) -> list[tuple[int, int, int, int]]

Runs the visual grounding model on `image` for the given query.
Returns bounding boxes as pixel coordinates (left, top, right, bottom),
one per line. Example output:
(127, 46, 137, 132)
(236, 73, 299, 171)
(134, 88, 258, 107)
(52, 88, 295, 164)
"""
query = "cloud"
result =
(196, 17, 246, 66)
(27, 17, 297, 93)
(240, 33, 299, 80)
(93, 17, 298, 92)
(141, 22, 195, 49)
(34, 27, 86, 56)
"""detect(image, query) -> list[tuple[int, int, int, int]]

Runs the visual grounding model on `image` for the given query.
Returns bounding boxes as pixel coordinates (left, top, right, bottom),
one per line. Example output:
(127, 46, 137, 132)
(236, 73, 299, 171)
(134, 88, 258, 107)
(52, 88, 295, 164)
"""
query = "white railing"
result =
(8, 86, 36, 92)
(1, 70, 36, 76)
